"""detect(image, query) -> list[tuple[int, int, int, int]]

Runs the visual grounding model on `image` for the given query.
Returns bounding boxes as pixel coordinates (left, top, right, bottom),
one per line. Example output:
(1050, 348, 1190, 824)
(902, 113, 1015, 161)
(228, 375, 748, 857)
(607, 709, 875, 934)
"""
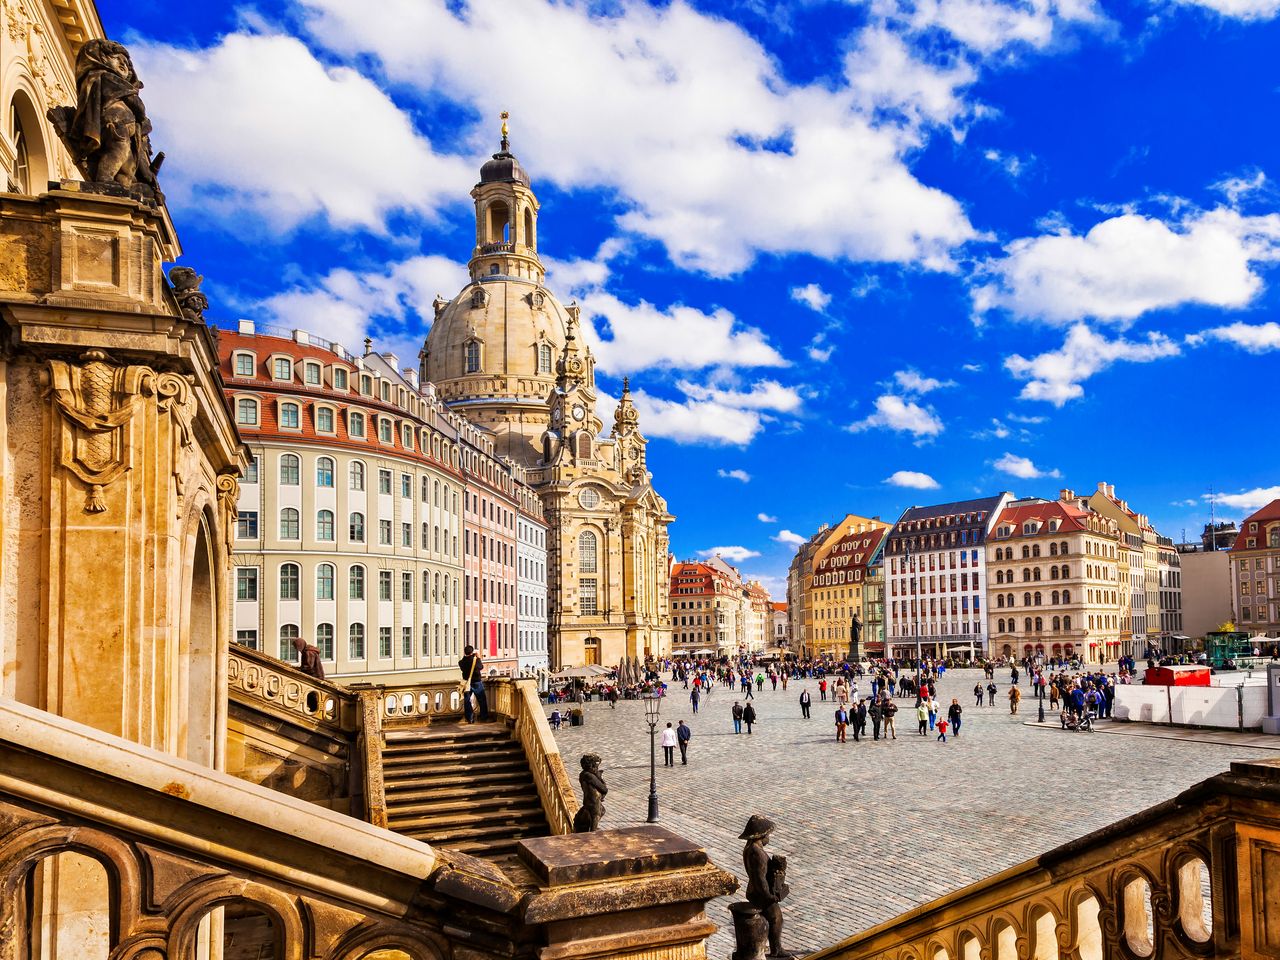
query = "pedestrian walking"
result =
(883, 698, 898, 739)
(986, 682, 997, 706)
(936, 718, 949, 743)
(916, 701, 928, 736)
(690, 687, 700, 714)
(660, 722, 677, 766)
(834, 706, 849, 743)
(948, 698, 963, 738)
(742, 702, 757, 734)
(799, 689, 812, 719)
(819, 678, 828, 701)
(1008, 685, 1021, 714)
(853, 699, 867, 741)
(732, 701, 744, 734)
(973, 683, 984, 707)
(869, 699, 882, 741)
(676, 720, 691, 765)
(927, 699, 938, 731)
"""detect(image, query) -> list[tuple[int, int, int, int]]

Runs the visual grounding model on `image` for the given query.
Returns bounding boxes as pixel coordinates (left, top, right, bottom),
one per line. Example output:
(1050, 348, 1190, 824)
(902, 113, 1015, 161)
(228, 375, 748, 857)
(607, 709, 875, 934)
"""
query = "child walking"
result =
(936, 718, 949, 743)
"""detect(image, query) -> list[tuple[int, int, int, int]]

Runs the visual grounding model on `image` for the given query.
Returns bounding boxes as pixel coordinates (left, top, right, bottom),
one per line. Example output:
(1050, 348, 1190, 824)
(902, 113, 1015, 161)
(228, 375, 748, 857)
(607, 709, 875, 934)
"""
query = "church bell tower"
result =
(470, 112, 544, 284)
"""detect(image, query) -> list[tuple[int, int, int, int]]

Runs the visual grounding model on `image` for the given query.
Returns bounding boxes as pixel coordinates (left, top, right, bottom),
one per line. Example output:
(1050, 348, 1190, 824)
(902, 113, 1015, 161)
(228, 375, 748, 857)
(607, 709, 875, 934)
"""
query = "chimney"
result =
(1059, 488, 1074, 502)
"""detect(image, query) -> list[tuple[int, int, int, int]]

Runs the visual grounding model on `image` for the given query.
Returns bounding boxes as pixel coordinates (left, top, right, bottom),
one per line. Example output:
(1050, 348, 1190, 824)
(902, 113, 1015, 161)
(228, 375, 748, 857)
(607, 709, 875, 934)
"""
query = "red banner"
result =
(489, 620, 498, 658)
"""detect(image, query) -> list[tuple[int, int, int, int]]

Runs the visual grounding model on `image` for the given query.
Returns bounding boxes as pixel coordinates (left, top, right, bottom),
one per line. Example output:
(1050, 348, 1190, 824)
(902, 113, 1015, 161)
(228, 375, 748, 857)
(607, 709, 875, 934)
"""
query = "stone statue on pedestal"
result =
(47, 39, 164, 201)
(572, 753, 607, 832)
(846, 613, 863, 663)
(169, 267, 208, 323)
(730, 815, 792, 960)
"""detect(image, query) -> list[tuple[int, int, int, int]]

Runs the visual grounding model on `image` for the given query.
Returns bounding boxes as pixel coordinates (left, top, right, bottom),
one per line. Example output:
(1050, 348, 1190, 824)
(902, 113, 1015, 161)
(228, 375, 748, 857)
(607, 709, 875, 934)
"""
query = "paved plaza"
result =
(550, 667, 1274, 955)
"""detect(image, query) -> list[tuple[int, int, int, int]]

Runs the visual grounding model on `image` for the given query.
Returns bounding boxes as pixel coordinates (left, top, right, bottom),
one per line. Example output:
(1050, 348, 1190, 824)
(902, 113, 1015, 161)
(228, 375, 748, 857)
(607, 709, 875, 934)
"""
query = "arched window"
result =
(995, 570, 1004, 584)
(1059, 541, 1068, 555)
(317, 509, 334, 541)
(1052, 590, 1060, 604)
(1060, 564, 1070, 578)
(9, 100, 31, 193)
(349, 623, 365, 659)
(236, 398, 258, 425)
(280, 508, 300, 539)
(1022, 545, 1030, 559)
(279, 623, 300, 662)
(1022, 569, 1031, 582)
(1006, 594, 1014, 607)
(1062, 589, 1071, 603)
(349, 564, 365, 599)
(316, 456, 334, 487)
(316, 563, 334, 600)
(997, 618, 1005, 632)
(1053, 616, 1061, 631)
(524, 207, 536, 249)
(997, 594, 1005, 607)
(538, 342, 553, 374)
(1024, 592, 1032, 606)
(1035, 617, 1043, 632)
(349, 512, 365, 542)
(280, 454, 300, 485)
(280, 402, 300, 429)
(1032, 544, 1041, 557)
(316, 624, 334, 660)
(349, 461, 365, 490)
(465, 341, 481, 373)
(578, 530, 598, 573)
(1050, 566, 1059, 580)
(1024, 617, 1033, 633)
(1033, 567, 1042, 581)
(279, 563, 300, 600)
(1034, 592, 1042, 606)
(1050, 542, 1058, 556)
(348, 411, 366, 437)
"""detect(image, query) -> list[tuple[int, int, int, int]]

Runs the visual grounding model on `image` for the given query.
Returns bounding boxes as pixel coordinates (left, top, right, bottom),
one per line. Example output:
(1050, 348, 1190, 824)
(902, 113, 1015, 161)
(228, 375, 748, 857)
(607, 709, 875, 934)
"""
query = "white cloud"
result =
(757, 513, 779, 523)
(993, 452, 1060, 479)
(1195, 321, 1280, 353)
(882, 0, 1104, 55)
(301, 0, 978, 275)
(961, 362, 985, 373)
(697, 546, 761, 563)
(973, 418, 1012, 439)
(679, 380, 804, 413)
(791, 283, 832, 313)
(132, 32, 472, 232)
(1205, 486, 1280, 511)
(1214, 170, 1268, 202)
(1170, 0, 1280, 19)
(1006, 412, 1047, 424)
(581, 293, 786, 374)
(807, 342, 836, 362)
(884, 470, 941, 489)
(984, 148, 1033, 178)
(1004, 324, 1181, 405)
(844, 26, 976, 128)
(718, 468, 752, 483)
(893, 369, 956, 394)
(773, 529, 808, 547)
(631, 389, 764, 446)
(848, 394, 944, 437)
(973, 207, 1280, 326)
(258, 254, 467, 359)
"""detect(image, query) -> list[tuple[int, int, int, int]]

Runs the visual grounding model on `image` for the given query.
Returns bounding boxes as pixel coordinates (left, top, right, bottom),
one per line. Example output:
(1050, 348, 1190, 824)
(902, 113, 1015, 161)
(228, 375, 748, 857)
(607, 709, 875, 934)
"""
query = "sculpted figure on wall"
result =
(169, 267, 208, 323)
(47, 38, 164, 199)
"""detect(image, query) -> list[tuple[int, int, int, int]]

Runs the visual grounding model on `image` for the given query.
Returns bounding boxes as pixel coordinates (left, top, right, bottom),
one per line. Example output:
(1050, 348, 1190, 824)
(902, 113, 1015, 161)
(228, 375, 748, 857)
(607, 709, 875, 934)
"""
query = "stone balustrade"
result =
(804, 758, 1280, 960)
(0, 698, 734, 960)
(228, 644, 358, 735)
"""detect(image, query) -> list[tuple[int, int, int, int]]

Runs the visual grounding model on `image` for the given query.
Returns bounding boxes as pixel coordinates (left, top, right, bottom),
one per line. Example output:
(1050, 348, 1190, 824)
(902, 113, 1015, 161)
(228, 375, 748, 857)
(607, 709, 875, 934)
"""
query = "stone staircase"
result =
(382, 721, 552, 859)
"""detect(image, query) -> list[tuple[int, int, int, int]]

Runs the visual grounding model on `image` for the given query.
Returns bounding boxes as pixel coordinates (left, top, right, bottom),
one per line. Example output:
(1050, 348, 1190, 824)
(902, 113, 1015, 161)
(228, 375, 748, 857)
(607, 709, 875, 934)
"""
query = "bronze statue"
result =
(169, 267, 207, 323)
(846, 612, 863, 662)
(47, 39, 164, 200)
(572, 753, 607, 832)
(730, 814, 792, 960)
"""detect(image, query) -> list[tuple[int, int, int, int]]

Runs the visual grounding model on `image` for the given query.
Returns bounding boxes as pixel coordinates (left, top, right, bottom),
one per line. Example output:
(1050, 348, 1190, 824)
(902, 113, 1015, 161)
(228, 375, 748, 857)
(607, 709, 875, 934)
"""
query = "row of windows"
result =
(891, 597, 982, 616)
(890, 550, 981, 574)
(995, 591, 1073, 607)
(993, 565, 1074, 584)
(236, 509, 459, 554)
(993, 542, 1070, 560)
(236, 565, 459, 604)
(254, 456, 461, 510)
(239, 621, 462, 663)
(994, 616, 1074, 633)
(463, 340, 555, 375)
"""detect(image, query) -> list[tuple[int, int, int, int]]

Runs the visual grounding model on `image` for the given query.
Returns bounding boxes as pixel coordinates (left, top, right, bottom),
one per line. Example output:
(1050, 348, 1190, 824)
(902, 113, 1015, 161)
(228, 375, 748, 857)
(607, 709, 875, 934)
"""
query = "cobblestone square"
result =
(550, 667, 1273, 956)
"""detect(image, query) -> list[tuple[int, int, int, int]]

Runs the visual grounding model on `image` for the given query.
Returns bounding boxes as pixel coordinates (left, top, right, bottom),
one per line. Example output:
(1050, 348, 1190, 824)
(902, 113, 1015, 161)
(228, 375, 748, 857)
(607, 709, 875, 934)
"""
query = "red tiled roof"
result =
(993, 500, 1090, 536)
(1231, 499, 1280, 551)
(814, 526, 886, 574)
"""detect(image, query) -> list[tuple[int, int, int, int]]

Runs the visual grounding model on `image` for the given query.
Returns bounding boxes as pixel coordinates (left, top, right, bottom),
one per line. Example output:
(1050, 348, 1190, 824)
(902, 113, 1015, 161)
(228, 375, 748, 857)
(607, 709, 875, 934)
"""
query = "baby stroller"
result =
(1059, 709, 1094, 732)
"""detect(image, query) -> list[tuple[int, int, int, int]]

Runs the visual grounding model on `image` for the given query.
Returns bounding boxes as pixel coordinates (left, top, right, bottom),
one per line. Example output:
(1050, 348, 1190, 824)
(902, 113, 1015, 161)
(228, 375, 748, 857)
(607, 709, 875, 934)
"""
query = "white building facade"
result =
(517, 489, 550, 676)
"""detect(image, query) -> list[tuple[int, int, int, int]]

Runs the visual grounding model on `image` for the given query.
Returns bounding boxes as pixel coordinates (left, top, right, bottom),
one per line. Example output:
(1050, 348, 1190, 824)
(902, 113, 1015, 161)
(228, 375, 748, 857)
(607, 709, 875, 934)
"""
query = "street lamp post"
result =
(644, 690, 661, 823)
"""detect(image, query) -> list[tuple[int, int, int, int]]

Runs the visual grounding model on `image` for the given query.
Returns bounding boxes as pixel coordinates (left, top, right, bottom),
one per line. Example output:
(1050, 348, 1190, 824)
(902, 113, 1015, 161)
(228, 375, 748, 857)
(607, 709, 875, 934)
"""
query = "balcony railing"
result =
(805, 758, 1280, 960)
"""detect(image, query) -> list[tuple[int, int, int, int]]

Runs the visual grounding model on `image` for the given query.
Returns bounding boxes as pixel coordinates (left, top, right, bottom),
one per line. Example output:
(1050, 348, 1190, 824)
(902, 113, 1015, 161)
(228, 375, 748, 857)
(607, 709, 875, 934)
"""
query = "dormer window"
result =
(333, 368, 348, 390)
(233, 352, 255, 377)
(361, 375, 373, 396)
(348, 411, 365, 437)
(381, 381, 390, 402)
(378, 418, 393, 443)
(279, 402, 300, 429)
(304, 362, 321, 385)
(316, 407, 334, 433)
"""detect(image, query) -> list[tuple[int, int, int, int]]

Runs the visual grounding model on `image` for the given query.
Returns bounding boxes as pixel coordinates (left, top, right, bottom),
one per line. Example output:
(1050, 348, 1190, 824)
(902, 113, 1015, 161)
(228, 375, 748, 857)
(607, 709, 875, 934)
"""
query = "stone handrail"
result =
(227, 643, 358, 735)
(805, 758, 1280, 960)
(510, 678, 579, 836)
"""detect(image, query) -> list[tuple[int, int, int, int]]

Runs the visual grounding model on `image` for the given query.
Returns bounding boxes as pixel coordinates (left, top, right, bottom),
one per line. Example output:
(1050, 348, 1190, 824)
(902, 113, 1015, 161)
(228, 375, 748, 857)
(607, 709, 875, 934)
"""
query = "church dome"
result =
(479, 149, 530, 186)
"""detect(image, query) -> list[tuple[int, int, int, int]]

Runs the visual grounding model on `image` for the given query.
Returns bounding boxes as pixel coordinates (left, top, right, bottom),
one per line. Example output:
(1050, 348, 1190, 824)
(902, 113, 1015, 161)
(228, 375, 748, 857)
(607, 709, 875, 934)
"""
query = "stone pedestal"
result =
(516, 825, 738, 960)
(729, 903, 768, 960)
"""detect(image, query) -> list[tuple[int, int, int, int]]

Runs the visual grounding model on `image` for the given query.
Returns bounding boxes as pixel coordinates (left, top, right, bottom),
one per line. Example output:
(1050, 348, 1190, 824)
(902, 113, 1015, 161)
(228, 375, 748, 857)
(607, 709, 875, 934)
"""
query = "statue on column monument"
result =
(846, 612, 863, 663)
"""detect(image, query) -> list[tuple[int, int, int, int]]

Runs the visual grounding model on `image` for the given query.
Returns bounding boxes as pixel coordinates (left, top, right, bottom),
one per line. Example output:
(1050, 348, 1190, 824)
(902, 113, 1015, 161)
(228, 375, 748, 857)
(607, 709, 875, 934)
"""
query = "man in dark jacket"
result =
(676, 720, 692, 764)
(869, 698, 882, 741)
(732, 701, 744, 733)
(853, 699, 867, 741)
(458, 644, 489, 723)
(947, 698, 963, 738)
(799, 689, 812, 719)
(742, 702, 757, 734)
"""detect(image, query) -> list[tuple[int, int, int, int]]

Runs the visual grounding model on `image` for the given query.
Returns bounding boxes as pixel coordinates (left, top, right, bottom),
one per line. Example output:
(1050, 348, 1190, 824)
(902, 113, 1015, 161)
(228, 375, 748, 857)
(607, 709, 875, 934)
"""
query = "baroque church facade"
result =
(423, 130, 673, 668)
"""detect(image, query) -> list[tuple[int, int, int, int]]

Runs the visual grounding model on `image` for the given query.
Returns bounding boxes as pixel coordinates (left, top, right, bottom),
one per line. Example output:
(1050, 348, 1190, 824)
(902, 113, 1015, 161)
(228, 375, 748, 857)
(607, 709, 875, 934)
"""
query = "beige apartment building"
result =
(787, 513, 883, 656)
(987, 492, 1123, 662)
(809, 523, 888, 657)
(1088, 481, 1173, 654)
(1230, 498, 1280, 638)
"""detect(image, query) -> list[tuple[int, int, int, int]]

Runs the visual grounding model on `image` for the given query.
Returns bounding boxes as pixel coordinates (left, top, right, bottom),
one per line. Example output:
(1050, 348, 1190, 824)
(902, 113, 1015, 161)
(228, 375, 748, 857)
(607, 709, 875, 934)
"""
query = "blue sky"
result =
(103, 0, 1280, 597)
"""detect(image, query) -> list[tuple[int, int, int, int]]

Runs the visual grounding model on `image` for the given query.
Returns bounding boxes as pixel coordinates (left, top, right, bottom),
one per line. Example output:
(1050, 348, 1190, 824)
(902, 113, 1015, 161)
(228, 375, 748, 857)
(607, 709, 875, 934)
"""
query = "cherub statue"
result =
(47, 39, 164, 199)
(572, 753, 607, 832)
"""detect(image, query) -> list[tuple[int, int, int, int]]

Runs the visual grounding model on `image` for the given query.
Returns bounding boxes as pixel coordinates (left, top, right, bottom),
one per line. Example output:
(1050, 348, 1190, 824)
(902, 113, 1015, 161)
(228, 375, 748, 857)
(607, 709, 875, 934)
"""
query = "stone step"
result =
(398, 820, 549, 848)
(383, 736, 518, 757)
(383, 772, 536, 802)
(382, 757, 531, 780)
(389, 809, 546, 835)
(381, 744, 525, 766)
(386, 793, 544, 822)
(385, 723, 510, 744)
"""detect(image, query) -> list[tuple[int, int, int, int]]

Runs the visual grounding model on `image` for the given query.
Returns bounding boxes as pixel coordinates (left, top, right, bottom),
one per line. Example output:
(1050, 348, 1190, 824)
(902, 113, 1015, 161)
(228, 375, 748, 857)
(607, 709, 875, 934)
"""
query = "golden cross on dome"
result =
(500, 111, 510, 150)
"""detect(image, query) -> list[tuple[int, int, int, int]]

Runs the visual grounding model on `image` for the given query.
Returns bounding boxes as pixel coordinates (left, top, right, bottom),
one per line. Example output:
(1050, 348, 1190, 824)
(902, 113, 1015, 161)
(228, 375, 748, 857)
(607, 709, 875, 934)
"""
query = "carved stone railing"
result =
(511, 679, 579, 836)
(0, 698, 734, 960)
(227, 644, 358, 736)
(805, 758, 1280, 960)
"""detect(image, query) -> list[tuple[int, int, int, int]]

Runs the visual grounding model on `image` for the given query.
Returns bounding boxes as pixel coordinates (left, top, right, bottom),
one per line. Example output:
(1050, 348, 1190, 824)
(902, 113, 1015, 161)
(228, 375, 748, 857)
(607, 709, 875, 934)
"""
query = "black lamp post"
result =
(644, 690, 661, 823)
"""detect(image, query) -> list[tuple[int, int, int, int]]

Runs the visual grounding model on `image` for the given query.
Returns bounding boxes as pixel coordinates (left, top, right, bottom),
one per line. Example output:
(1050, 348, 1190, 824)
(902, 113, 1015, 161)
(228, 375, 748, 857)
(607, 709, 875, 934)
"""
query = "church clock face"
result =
(571, 404, 586, 421)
